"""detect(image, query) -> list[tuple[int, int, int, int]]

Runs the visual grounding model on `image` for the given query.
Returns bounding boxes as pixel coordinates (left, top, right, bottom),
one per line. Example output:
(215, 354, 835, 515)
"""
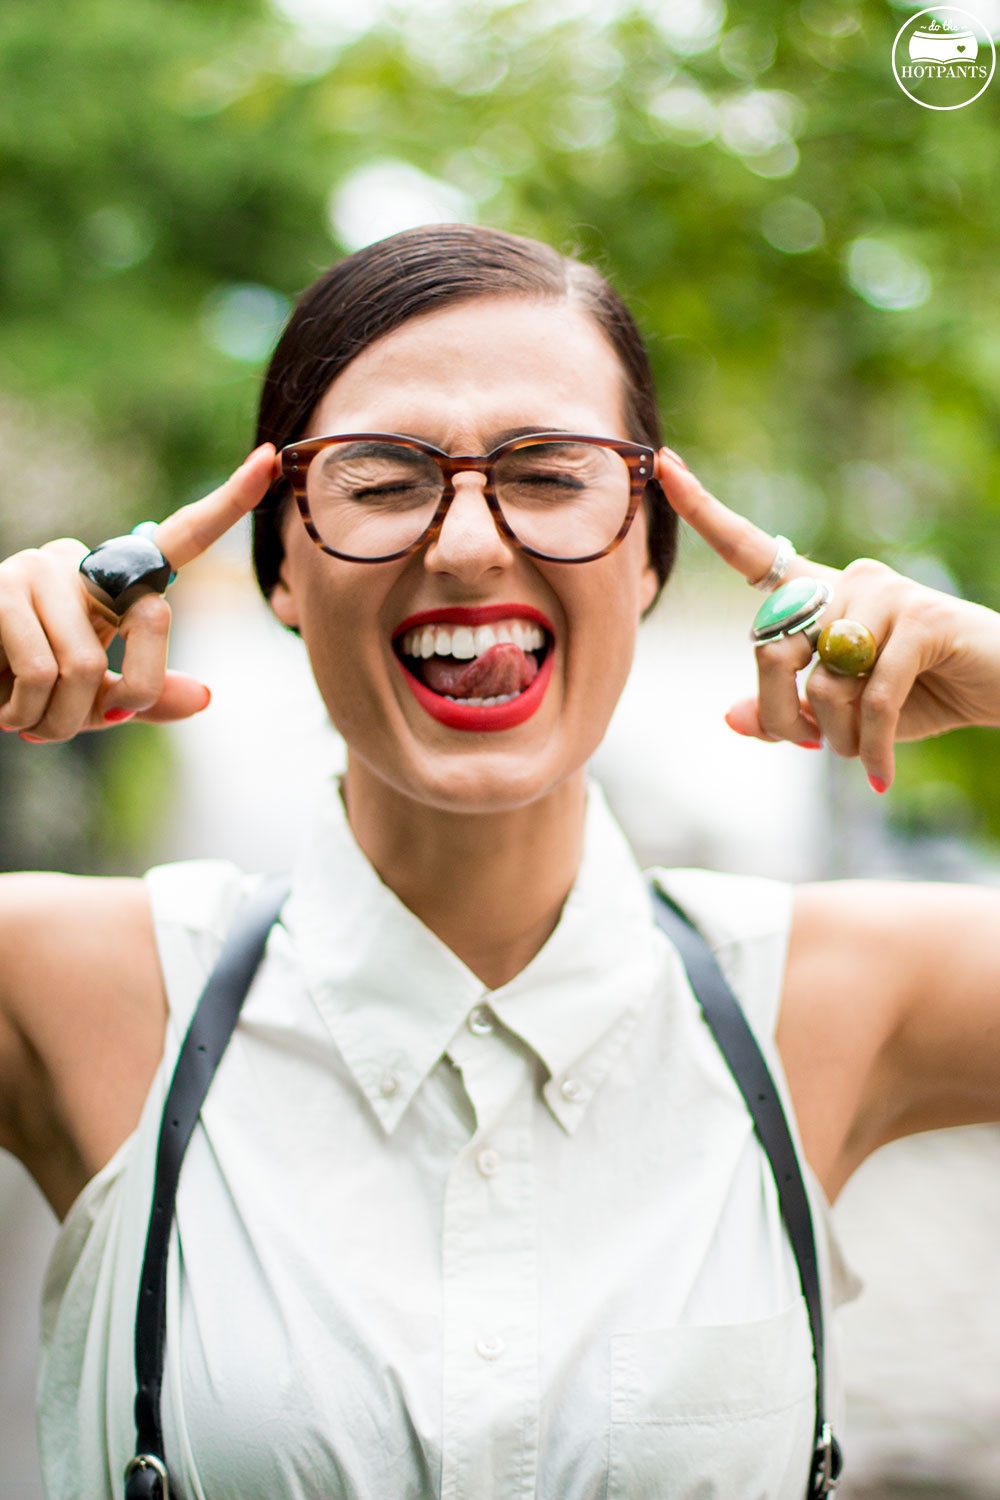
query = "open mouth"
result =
(392, 605, 555, 732)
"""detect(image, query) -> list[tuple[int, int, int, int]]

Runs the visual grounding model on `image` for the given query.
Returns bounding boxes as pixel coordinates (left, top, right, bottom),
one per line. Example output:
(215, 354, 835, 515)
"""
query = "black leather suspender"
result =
(125, 879, 841, 1499)
(124, 876, 292, 1500)
(650, 887, 842, 1497)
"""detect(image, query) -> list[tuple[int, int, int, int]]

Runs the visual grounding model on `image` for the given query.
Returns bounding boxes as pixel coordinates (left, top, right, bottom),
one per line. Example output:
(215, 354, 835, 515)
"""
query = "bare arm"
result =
(652, 451, 1000, 1200)
(781, 879, 1000, 1202)
(0, 446, 277, 1217)
(0, 874, 167, 1217)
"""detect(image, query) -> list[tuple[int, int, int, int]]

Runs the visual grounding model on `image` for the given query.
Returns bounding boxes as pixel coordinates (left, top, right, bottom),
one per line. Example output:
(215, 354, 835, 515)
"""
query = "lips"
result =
(392, 603, 555, 732)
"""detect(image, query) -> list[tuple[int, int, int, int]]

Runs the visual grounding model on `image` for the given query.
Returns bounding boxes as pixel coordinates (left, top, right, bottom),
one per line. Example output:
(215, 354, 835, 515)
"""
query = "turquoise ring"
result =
(751, 577, 832, 648)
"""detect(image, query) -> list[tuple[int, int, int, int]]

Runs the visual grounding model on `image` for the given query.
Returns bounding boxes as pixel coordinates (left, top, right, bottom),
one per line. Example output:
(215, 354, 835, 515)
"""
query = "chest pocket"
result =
(608, 1300, 815, 1500)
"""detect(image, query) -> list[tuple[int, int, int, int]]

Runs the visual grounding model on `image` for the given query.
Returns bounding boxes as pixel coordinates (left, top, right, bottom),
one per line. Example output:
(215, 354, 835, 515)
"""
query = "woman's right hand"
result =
(0, 443, 276, 743)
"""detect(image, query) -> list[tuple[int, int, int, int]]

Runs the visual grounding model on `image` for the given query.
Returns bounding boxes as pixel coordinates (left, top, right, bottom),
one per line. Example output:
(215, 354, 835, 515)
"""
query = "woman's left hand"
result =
(655, 449, 1000, 791)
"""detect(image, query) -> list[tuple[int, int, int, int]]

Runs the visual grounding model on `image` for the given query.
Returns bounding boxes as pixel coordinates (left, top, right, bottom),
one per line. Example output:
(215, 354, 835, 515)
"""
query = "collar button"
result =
(467, 1005, 494, 1036)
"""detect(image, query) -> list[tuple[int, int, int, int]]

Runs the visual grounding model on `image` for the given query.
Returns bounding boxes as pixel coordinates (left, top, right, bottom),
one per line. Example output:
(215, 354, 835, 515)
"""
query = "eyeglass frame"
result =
(275, 431, 658, 565)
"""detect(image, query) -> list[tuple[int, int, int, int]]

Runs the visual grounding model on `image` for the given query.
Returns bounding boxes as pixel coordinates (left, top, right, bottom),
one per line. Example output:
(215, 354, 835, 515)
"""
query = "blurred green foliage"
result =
(1, 0, 999, 862)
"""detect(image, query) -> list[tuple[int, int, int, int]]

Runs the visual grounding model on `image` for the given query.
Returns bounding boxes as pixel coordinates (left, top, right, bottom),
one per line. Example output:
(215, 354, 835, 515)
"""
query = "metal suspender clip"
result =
(124, 1453, 170, 1499)
(812, 1423, 843, 1494)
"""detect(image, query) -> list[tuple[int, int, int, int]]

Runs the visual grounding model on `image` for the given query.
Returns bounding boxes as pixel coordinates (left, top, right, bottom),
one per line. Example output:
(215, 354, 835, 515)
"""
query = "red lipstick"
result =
(392, 603, 554, 638)
(392, 602, 555, 732)
(397, 651, 554, 731)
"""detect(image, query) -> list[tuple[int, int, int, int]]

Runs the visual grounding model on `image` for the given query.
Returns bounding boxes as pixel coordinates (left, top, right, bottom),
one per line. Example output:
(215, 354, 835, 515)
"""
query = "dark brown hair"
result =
(253, 224, 675, 601)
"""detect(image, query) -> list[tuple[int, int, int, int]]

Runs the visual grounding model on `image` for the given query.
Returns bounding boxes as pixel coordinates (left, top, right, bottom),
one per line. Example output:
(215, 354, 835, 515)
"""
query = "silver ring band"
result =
(750, 535, 796, 592)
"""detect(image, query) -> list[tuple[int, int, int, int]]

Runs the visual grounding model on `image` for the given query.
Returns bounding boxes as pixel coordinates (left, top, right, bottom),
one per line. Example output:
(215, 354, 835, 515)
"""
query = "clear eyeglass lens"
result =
(303, 439, 633, 560)
(305, 441, 444, 558)
(493, 442, 632, 559)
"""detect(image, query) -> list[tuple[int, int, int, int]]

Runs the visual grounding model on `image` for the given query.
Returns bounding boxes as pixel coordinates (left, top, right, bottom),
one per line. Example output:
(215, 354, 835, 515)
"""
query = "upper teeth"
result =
(398, 618, 546, 660)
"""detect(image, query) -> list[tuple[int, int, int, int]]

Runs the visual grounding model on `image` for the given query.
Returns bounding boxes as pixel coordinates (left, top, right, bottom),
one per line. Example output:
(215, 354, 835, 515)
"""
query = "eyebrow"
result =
(399, 426, 576, 451)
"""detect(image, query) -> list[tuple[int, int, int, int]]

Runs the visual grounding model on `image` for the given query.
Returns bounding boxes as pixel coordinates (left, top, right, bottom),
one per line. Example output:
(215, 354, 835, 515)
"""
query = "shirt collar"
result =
(283, 780, 660, 1136)
(487, 784, 660, 1132)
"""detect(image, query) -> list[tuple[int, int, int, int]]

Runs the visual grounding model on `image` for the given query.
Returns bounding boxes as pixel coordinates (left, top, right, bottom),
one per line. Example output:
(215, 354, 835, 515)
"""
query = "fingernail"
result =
(799, 740, 823, 750)
(103, 708, 136, 724)
(726, 719, 753, 737)
(868, 775, 888, 795)
(19, 733, 46, 744)
(0, 724, 16, 733)
(197, 686, 212, 710)
(244, 442, 274, 466)
(661, 445, 690, 471)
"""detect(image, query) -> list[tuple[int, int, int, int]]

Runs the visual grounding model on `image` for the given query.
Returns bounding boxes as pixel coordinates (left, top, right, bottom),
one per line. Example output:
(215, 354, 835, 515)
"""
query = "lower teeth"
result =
(444, 691, 519, 707)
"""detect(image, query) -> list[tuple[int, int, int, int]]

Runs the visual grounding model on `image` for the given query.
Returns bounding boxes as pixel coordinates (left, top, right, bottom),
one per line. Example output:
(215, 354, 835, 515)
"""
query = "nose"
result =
(422, 471, 516, 581)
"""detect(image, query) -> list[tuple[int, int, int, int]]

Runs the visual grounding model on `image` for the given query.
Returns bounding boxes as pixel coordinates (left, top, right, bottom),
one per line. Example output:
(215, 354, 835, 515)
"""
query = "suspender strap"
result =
(650, 886, 842, 1497)
(125, 875, 292, 1500)
(126, 875, 840, 1497)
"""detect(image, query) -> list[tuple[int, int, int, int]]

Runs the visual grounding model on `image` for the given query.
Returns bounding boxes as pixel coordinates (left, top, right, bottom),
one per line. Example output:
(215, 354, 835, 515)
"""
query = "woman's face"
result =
(271, 295, 659, 815)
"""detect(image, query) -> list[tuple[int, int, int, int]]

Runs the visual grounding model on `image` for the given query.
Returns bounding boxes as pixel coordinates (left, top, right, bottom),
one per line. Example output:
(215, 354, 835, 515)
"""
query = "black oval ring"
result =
(80, 535, 174, 619)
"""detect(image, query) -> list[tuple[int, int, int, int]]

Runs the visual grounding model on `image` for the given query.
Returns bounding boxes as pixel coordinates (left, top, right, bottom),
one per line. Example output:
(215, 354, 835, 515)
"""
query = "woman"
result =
(1, 224, 999, 1500)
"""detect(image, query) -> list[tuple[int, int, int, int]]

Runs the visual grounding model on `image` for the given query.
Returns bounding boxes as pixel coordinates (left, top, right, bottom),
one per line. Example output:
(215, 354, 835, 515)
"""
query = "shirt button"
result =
(476, 1147, 501, 1177)
(467, 1005, 494, 1036)
(379, 1072, 400, 1098)
(475, 1336, 506, 1361)
(560, 1077, 583, 1102)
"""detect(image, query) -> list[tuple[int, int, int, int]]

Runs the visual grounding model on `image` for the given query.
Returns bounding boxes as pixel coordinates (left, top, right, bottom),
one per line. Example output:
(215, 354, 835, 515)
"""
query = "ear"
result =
(639, 557, 658, 617)
(269, 559, 302, 631)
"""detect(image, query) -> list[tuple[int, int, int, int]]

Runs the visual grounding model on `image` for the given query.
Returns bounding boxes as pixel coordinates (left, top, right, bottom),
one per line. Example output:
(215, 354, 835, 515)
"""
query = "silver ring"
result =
(750, 535, 796, 592)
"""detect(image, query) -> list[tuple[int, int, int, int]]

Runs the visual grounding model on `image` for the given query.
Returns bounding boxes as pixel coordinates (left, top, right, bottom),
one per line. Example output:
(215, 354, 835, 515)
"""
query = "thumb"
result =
(725, 696, 823, 746)
(135, 671, 212, 724)
(725, 697, 775, 742)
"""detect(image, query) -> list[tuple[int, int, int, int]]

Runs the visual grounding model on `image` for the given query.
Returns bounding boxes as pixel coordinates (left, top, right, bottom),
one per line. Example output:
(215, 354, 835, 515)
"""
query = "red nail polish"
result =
(868, 775, 888, 795)
(19, 733, 46, 744)
(103, 708, 136, 724)
(799, 740, 823, 750)
(0, 724, 16, 733)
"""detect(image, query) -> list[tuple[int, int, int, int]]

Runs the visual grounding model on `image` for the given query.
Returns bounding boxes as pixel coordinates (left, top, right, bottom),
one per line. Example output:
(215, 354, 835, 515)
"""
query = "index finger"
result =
(655, 447, 790, 585)
(151, 443, 279, 570)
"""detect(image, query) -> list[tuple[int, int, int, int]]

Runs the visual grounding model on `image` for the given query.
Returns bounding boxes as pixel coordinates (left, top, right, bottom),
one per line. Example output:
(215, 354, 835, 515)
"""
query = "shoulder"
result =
(144, 857, 267, 1033)
(649, 866, 793, 1043)
(145, 856, 254, 944)
(780, 877, 1000, 1197)
(0, 870, 161, 1208)
(650, 866, 793, 948)
(0, 856, 255, 1215)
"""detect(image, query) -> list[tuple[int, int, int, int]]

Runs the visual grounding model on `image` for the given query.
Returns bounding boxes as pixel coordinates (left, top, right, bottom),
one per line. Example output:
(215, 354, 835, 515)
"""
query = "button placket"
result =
(440, 1028, 540, 1499)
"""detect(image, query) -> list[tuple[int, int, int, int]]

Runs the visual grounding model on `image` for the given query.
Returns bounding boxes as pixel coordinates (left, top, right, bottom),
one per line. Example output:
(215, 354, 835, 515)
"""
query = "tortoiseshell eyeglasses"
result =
(276, 432, 656, 564)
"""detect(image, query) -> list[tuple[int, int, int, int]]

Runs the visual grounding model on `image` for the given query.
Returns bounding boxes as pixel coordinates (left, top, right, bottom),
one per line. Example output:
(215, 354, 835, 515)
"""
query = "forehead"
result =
(306, 295, 630, 447)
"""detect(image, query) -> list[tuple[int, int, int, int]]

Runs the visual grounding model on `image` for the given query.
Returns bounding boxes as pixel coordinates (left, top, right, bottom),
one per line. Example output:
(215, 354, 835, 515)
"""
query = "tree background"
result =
(1, 0, 999, 870)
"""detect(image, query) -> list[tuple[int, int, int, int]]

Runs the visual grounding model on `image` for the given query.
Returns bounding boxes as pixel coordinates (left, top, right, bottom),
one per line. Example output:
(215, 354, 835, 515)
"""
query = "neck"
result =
(342, 762, 588, 989)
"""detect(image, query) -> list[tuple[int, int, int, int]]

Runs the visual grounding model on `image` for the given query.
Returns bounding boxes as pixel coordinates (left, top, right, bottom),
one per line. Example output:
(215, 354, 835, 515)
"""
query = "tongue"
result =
(421, 642, 539, 700)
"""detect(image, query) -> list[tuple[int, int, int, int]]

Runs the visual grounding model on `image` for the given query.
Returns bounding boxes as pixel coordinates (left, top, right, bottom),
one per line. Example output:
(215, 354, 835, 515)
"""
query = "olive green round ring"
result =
(816, 618, 878, 677)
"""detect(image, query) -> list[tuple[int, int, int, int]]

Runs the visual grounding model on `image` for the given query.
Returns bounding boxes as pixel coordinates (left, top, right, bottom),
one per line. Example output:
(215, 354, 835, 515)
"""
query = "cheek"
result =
(562, 558, 646, 714)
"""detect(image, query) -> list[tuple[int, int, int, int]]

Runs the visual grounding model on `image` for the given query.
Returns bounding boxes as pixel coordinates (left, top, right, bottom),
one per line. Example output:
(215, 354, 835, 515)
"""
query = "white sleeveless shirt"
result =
(38, 782, 855, 1500)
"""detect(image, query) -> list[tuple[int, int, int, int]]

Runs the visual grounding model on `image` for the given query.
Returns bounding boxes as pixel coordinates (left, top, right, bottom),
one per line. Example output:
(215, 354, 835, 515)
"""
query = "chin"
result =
(349, 734, 584, 819)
